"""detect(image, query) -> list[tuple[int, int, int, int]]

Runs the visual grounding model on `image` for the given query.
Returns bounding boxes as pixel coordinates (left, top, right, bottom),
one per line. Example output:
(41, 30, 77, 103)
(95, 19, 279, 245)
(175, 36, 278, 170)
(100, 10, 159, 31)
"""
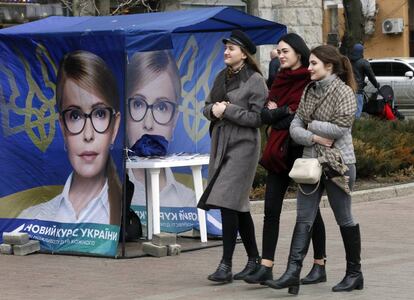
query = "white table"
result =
(126, 154, 210, 242)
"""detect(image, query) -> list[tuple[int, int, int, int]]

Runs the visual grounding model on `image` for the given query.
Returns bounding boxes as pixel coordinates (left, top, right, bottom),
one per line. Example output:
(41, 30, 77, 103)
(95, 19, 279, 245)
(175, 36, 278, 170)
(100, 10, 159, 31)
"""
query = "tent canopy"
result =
(0, 7, 286, 51)
(0, 7, 287, 256)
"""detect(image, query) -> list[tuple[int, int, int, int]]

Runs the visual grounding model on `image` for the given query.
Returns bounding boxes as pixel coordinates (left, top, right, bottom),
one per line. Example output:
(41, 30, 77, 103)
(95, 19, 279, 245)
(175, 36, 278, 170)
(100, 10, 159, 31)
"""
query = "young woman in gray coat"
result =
(266, 45, 363, 295)
(198, 30, 267, 283)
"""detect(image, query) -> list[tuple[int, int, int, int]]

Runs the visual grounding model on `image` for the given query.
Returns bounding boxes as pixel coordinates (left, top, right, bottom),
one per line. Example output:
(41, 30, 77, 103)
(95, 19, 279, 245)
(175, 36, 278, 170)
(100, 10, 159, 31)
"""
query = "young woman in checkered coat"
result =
(266, 45, 363, 294)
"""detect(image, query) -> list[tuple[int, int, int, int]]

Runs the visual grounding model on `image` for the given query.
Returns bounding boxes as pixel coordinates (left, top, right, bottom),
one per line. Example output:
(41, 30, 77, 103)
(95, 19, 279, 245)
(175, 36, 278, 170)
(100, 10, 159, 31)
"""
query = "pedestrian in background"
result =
(266, 45, 363, 295)
(198, 30, 268, 283)
(267, 48, 280, 88)
(244, 33, 327, 286)
(349, 43, 380, 118)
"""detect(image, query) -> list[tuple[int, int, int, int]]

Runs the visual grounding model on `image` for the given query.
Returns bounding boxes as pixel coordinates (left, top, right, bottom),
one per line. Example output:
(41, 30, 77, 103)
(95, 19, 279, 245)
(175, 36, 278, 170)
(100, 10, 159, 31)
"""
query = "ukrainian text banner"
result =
(0, 218, 119, 256)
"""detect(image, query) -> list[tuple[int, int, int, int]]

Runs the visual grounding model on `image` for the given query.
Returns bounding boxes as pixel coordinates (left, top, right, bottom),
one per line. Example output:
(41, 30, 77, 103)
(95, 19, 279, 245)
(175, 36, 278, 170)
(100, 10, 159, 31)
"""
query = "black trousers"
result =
(221, 207, 259, 263)
(261, 171, 326, 261)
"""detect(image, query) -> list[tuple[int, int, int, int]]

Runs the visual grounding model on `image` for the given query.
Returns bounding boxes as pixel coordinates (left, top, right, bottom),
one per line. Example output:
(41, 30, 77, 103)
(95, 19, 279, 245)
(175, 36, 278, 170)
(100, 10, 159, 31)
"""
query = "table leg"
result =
(148, 168, 161, 236)
(191, 165, 207, 243)
(145, 170, 153, 240)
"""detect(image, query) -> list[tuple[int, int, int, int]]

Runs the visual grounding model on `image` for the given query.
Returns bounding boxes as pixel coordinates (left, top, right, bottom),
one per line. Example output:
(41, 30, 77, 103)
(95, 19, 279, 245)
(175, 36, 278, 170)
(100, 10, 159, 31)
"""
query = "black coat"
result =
(267, 57, 280, 89)
(351, 58, 379, 93)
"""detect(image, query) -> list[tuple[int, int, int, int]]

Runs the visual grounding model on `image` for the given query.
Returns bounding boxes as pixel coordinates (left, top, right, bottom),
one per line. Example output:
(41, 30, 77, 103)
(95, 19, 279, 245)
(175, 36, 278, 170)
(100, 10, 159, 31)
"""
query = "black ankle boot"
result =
(332, 224, 364, 292)
(233, 257, 260, 280)
(301, 261, 327, 284)
(243, 264, 273, 284)
(265, 223, 312, 295)
(332, 262, 364, 292)
(208, 259, 232, 283)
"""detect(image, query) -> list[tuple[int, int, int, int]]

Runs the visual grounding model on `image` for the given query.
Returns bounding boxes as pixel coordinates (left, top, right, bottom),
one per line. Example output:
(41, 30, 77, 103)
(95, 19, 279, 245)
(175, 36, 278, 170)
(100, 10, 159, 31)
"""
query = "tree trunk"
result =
(97, 0, 111, 15)
(72, 0, 96, 16)
(72, 0, 80, 16)
(340, 0, 364, 56)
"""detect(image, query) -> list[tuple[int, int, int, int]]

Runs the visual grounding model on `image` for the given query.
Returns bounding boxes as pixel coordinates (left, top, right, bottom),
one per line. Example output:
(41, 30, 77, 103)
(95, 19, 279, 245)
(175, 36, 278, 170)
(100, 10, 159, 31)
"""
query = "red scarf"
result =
(268, 67, 311, 112)
(260, 67, 311, 173)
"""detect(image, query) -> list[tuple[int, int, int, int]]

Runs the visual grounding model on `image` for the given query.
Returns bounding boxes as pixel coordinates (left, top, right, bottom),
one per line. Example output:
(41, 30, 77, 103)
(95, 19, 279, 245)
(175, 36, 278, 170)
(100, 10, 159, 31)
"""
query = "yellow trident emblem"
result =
(176, 35, 222, 143)
(0, 43, 57, 152)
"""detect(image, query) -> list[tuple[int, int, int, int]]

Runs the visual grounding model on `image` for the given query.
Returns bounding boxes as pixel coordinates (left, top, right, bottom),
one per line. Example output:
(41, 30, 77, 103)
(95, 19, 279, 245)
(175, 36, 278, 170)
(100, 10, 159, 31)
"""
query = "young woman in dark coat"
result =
(244, 33, 327, 286)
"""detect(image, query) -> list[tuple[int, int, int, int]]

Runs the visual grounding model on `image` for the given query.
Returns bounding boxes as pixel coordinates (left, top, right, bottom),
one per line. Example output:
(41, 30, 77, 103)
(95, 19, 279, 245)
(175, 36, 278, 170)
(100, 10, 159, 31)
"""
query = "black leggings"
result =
(262, 171, 326, 261)
(221, 208, 259, 263)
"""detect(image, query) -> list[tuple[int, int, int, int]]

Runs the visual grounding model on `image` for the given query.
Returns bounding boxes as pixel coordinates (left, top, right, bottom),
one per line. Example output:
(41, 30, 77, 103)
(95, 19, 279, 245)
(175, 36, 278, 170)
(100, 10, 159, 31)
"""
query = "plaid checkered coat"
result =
(290, 77, 357, 164)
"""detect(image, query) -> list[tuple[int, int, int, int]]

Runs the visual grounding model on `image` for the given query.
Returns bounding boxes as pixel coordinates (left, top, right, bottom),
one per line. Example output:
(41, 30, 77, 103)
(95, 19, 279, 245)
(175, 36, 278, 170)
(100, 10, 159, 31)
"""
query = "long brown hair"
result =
(243, 49, 263, 76)
(56, 50, 121, 225)
(310, 45, 357, 92)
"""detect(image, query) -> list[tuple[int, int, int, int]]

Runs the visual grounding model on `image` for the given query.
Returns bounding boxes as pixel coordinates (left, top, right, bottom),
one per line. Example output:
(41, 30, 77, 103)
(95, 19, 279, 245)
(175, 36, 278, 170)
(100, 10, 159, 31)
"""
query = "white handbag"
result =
(289, 158, 323, 195)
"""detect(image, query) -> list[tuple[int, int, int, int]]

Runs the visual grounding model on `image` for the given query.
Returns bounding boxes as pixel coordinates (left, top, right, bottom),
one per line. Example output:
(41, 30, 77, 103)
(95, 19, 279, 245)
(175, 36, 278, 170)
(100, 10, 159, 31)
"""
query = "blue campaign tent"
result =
(0, 7, 286, 257)
(0, 6, 286, 51)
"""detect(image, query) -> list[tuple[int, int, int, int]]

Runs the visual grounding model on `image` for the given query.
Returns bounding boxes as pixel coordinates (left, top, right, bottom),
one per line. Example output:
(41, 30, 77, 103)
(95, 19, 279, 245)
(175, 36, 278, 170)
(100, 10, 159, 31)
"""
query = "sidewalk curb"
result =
(250, 182, 414, 215)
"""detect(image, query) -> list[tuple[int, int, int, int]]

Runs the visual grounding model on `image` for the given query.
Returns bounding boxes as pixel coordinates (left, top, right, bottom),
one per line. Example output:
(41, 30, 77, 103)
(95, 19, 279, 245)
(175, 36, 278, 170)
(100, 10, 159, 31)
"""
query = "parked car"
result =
(364, 57, 414, 109)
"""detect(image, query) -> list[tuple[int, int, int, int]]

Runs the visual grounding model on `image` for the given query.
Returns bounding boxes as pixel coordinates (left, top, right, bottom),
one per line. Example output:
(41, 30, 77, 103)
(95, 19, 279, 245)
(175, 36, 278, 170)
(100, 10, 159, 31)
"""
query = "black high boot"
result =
(332, 224, 364, 292)
(233, 256, 260, 280)
(265, 223, 312, 295)
(243, 264, 273, 284)
(208, 259, 232, 283)
(301, 260, 327, 284)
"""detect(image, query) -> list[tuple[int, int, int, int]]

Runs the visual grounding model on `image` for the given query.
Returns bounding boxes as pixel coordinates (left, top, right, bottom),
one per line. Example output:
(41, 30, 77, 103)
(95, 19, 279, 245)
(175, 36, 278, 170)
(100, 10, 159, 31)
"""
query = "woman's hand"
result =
(212, 102, 228, 119)
(312, 134, 334, 147)
(267, 101, 278, 110)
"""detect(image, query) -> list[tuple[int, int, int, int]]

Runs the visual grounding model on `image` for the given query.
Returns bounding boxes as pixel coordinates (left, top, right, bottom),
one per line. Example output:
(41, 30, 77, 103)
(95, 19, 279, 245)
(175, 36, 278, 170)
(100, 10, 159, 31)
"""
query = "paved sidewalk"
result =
(251, 181, 414, 213)
(1, 193, 413, 300)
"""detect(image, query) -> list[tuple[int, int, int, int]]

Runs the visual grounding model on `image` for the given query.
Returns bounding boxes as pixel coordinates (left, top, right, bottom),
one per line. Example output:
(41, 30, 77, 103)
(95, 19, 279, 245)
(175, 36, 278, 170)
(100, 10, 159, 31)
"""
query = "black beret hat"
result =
(222, 30, 256, 55)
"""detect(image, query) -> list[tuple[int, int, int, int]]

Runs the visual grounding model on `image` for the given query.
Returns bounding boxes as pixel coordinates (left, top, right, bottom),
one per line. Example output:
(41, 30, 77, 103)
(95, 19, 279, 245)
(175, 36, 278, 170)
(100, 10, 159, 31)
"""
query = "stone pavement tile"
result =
(2, 232, 30, 245)
(13, 240, 40, 256)
(0, 243, 13, 255)
(142, 242, 168, 257)
(167, 244, 181, 256)
(152, 232, 177, 246)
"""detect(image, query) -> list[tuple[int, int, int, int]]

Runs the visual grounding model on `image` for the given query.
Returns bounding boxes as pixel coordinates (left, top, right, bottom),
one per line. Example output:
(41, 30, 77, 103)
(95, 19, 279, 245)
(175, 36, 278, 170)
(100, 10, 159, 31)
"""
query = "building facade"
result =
(163, 0, 323, 79)
(323, 0, 413, 58)
(0, 0, 64, 28)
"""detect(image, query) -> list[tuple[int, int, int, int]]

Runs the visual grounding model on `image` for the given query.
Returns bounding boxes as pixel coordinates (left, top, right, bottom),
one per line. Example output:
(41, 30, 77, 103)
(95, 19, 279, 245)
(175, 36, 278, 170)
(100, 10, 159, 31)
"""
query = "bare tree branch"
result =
(59, 0, 160, 16)
(112, 0, 136, 15)
(111, 0, 159, 15)
(60, 0, 73, 13)
(93, 0, 100, 15)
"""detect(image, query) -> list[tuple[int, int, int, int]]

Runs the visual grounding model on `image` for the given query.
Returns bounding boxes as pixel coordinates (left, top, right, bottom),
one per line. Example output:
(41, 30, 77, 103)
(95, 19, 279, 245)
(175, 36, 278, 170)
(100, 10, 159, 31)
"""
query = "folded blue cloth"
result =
(130, 134, 169, 157)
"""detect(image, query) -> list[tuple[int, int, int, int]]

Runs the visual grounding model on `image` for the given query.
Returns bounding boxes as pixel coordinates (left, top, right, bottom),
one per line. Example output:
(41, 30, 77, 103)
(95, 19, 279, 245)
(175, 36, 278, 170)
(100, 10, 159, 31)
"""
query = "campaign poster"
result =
(126, 32, 225, 236)
(0, 35, 125, 256)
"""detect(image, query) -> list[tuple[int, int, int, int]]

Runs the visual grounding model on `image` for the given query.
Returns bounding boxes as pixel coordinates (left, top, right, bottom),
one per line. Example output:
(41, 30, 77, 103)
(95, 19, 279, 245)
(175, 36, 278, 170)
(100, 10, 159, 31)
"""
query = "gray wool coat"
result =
(198, 65, 267, 212)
